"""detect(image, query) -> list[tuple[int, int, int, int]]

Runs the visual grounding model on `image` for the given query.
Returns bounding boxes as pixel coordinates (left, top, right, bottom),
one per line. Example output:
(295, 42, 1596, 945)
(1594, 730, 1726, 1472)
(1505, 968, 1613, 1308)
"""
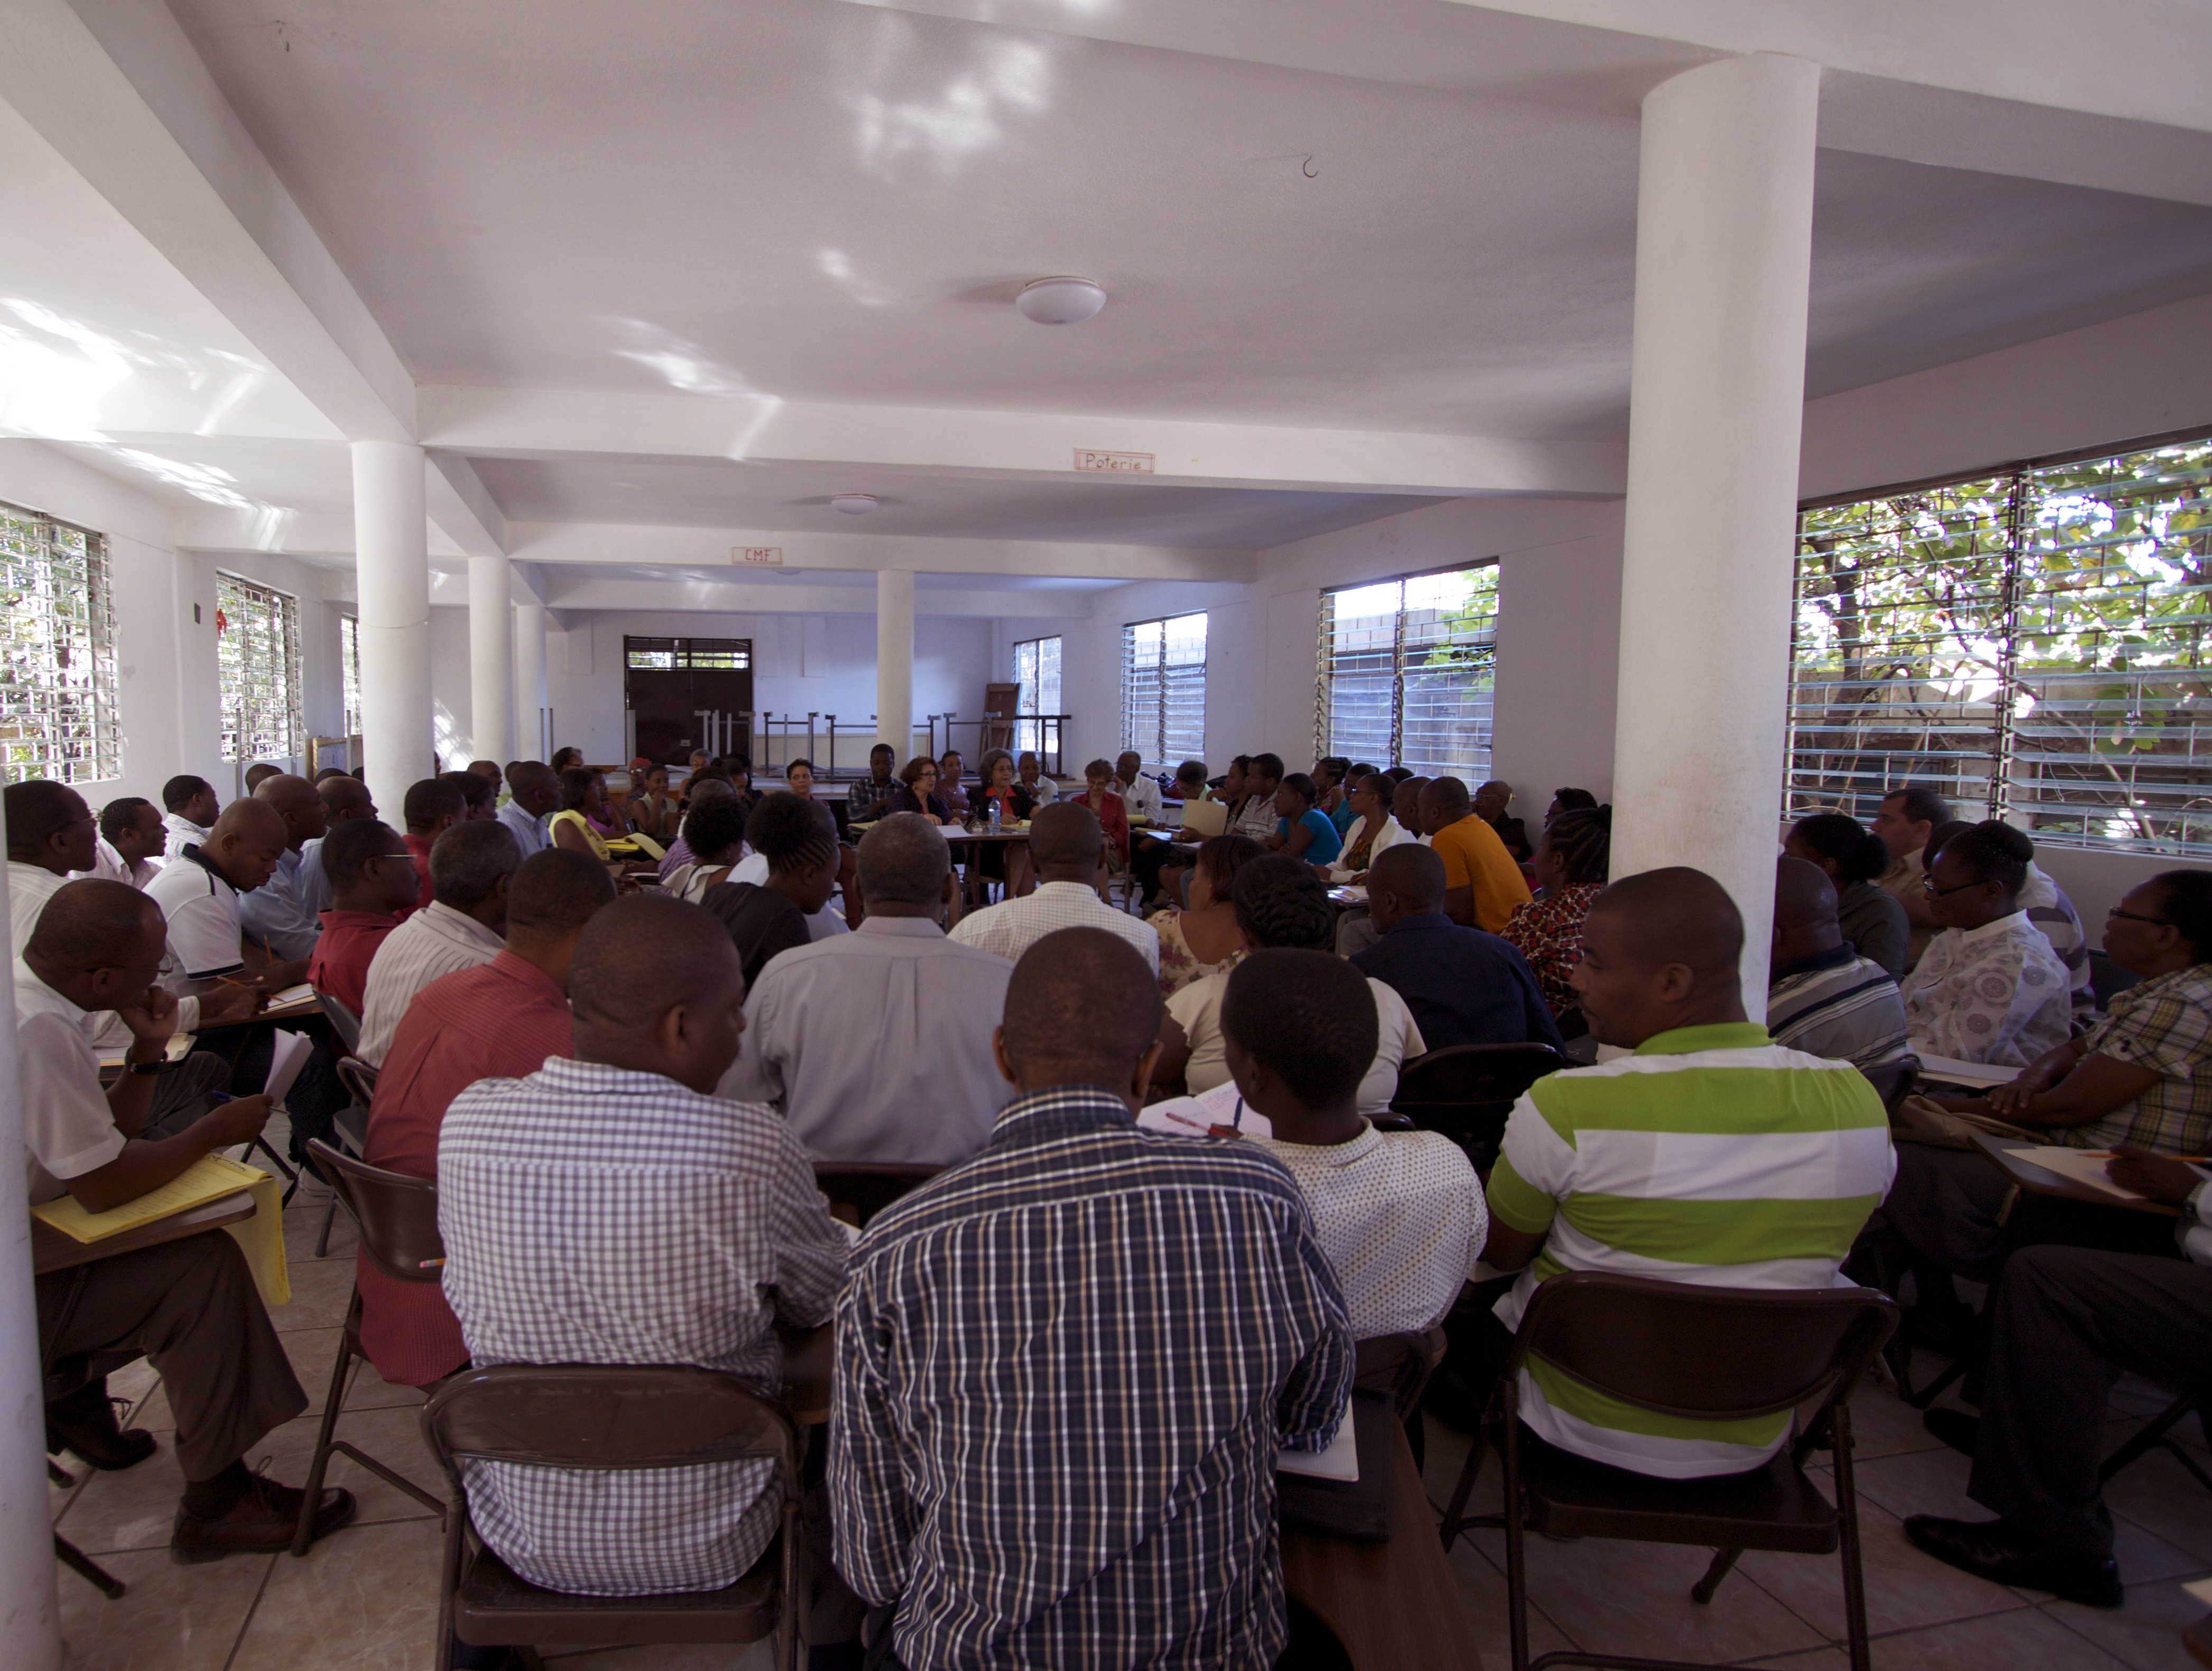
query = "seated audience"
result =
(1326, 772, 1409, 880)
(441, 893, 849, 1596)
(1147, 833, 1260, 997)
(1784, 812, 1910, 979)
(1420, 775, 1533, 933)
(1131, 758, 1215, 907)
(718, 813, 1015, 1164)
(1874, 784, 1951, 968)
(1392, 774, 1431, 841)
(701, 790, 841, 985)
(162, 773, 220, 850)
(400, 776, 467, 914)
(663, 794, 748, 903)
(951, 800, 1161, 972)
(550, 766, 659, 867)
(1544, 786, 1598, 827)
(1464, 867, 1894, 1474)
(360, 849, 614, 1387)
(1313, 756, 1353, 831)
(1766, 857, 1911, 1068)
(885, 754, 956, 824)
(656, 769, 734, 878)
(1228, 753, 1284, 843)
(497, 760, 558, 857)
(1071, 757, 1133, 867)
(627, 762, 680, 839)
(549, 745, 584, 774)
(1475, 779, 1532, 862)
(357, 822, 521, 1065)
(936, 749, 971, 818)
(1500, 804, 1612, 1018)
(1159, 853, 1426, 1117)
(1353, 844, 1562, 1052)
(306, 819, 419, 1016)
(783, 757, 819, 799)
(971, 749, 1038, 895)
(22, 879, 353, 1558)
(243, 762, 282, 794)
(297, 772, 380, 917)
(144, 797, 307, 992)
(440, 768, 497, 824)
(10, 778, 100, 957)
(466, 758, 503, 790)
(1114, 751, 1165, 825)
(2019, 852, 2095, 1023)
(1884, 871, 2212, 1289)
(1267, 772, 1342, 865)
(1230, 948, 1486, 1339)
(1900, 821, 2071, 1067)
(80, 795, 166, 887)
(830, 928, 1352, 1668)
(849, 742, 900, 822)
(235, 774, 329, 960)
(1903, 1183, 2209, 1608)
(1016, 749, 1059, 805)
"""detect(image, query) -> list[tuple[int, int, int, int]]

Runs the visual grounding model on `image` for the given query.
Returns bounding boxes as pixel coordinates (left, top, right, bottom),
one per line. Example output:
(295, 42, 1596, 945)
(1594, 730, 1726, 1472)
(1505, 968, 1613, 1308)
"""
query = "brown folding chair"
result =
(421, 1364, 806, 1671)
(1353, 1325, 1447, 1423)
(1390, 1042, 1566, 1172)
(293, 1138, 448, 1555)
(812, 1162, 943, 1228)
(1441, 1271, 1898, 1671)
(313, 1055, 379, 1259)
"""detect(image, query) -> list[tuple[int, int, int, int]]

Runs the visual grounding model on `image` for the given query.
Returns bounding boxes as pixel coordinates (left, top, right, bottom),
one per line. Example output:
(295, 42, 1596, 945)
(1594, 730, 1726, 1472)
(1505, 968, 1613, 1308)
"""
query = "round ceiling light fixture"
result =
(829, 493, 880, 515)
(1015, 276, 1107, 326)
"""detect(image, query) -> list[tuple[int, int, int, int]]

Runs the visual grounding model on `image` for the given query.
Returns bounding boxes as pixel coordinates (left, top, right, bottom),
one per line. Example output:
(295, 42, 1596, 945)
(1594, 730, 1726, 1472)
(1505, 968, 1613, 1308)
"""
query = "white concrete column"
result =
(1609, 52, 1821, 1016)
(351, 441, 435, 822)
(0, 822, 60, 1664)
(875, 569, 915, 758)
(467, 555, 515, 765)
(514, 601, 548, 760)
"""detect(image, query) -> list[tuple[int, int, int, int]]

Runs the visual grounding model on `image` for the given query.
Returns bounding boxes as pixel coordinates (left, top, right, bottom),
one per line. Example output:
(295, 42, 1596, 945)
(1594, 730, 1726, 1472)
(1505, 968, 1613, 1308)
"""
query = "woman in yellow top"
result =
(550, 767, 663, 867)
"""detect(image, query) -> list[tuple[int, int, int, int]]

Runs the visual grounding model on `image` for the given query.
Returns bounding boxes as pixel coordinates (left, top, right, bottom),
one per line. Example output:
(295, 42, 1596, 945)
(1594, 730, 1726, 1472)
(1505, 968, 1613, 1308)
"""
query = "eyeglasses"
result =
(2107, 906, 2173, 926)
(1920, 875, 1983, 897)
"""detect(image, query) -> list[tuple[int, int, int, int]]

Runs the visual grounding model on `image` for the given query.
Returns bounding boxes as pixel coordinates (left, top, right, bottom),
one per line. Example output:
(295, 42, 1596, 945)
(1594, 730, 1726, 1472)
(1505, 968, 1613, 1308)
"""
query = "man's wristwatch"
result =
(125, 1049, 166, 1076)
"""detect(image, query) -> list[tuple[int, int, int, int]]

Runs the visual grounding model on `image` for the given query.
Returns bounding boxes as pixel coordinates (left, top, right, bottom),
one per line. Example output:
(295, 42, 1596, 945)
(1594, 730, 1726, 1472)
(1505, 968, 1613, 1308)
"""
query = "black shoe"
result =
(1902, 1515, 2122, 1608)
(1922, 1407, 1980, 1459)
(172, 1472, 356, 1563)
(45, 1382, 156, 1473)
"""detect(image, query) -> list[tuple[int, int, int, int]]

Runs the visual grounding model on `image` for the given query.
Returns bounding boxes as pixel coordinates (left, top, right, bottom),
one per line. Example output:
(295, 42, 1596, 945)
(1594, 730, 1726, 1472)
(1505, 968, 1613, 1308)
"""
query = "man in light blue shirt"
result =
(497, 762, 558, 858)
(236, 775, 326, 959)
(298, 773, 377, 917)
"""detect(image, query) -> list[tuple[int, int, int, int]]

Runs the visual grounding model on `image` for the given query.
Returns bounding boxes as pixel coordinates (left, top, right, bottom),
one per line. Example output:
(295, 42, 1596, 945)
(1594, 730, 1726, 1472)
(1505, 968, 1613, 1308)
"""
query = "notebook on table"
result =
(1177, 798, 1228, 839)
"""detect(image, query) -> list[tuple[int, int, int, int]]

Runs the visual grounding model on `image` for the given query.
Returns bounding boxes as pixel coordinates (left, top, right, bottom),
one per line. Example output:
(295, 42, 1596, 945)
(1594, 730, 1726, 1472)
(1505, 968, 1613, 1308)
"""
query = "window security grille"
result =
(340, 614, 362, 739)
(1788, 434, 2212, 856)
(1316, 565, 1498, 778)
(1012, 635, 1062, 758)
(623, 636, 752, 670)
(0, 499, 122, 785)
(217, 572, 302, 764)
(1121, 614, 1206, 767)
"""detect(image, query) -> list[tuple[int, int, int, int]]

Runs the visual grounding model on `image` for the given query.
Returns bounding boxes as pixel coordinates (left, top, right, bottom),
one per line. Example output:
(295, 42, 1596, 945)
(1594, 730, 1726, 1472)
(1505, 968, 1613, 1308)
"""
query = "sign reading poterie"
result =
(1073, 449, 1154, 474)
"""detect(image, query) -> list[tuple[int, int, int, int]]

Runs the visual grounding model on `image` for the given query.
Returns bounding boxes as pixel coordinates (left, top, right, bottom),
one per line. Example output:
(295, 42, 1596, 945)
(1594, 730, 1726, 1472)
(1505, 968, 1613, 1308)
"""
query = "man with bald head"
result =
(1419, 774, 1532, 933)
(144, 795, 305, 991)
(1768, 855, 1911, 1070)
(236, 773, 329, 960)
(718, 812, 1014, 1164)
(440, 892, 848, 1597)
(294, 771, 380, 916)
(832, 927, 1353, 1670)
(1352, 842, 1560, 1053)
(1443, 866, 1895, 1477)
(949, 799, 1161, 971)
(21, 879, 354, 1559)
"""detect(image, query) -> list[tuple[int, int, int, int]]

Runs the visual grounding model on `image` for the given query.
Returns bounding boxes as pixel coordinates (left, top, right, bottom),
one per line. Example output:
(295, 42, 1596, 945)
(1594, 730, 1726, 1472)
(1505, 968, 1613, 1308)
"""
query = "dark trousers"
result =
(1884, 1143, 2183, 1285)
(39, 1231, 308, 1481)
(1130, 833, 1184, 905)
(1971, 1245, 2212, 1557)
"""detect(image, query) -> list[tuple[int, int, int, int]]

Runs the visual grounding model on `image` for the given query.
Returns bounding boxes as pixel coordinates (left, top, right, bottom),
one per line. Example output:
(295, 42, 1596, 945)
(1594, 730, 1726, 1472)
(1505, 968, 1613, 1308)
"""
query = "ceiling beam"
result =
(173, 504, 467, 560)
(534, 575, 1091, 618)
(425, 451, 508, 557)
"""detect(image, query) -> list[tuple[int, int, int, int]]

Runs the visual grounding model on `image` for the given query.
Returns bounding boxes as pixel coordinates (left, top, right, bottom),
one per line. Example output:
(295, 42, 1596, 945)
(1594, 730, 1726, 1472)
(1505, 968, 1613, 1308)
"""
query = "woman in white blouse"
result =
(1323, 772, 1410, 883)
(1901, 821, 2071, 1067)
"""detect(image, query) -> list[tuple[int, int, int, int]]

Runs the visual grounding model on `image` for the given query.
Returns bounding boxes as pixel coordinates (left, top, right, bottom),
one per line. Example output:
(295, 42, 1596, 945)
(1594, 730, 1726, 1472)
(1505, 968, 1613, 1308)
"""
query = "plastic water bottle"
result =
(987, 797, 1001, 831)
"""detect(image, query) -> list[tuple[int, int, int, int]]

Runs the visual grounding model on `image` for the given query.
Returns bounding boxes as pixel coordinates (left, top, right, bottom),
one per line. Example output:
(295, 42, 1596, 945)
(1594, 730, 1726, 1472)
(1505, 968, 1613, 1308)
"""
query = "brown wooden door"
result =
(625, 637, 754, 764)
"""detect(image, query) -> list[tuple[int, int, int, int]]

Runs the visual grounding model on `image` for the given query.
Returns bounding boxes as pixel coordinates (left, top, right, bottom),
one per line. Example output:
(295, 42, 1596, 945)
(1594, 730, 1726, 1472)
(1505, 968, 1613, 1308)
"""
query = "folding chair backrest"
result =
(1858, 1055, 1920, 1115)
(305, 1137, 443, 1285)
(321, 993, 364, 1054)
(423, 1364, 798, 1481)
(1392, 1042, 1565, 1110)
(1514, 1271, 1898, 1423)
(812, 1163, 943, 1228)
(336, 1055, 379, 1112)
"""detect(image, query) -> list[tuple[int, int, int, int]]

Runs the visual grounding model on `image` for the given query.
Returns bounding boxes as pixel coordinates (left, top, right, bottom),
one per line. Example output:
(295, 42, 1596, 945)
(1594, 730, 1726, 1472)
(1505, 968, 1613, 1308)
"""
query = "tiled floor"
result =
(48, 1189, 2212, 1669)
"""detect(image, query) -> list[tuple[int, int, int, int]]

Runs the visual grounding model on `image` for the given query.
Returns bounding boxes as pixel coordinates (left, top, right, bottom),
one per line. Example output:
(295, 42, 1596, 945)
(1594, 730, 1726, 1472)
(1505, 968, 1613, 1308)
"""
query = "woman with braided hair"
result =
(1150, 853, 1425, 1117)
(699, 791, 843, 986)
(1500, 804, 1611, 1019)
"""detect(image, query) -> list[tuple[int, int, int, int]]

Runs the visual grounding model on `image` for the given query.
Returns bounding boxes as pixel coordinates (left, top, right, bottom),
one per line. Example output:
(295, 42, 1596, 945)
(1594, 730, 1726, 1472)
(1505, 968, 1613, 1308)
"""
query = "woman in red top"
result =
(1075, 758, 1131, 867)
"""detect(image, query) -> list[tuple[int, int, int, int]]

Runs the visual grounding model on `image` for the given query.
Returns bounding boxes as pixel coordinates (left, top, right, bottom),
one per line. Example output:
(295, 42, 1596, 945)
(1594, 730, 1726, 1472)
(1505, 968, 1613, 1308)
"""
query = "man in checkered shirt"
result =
(439, 892, 850, 1596)
(831, 927, 1353, 1670)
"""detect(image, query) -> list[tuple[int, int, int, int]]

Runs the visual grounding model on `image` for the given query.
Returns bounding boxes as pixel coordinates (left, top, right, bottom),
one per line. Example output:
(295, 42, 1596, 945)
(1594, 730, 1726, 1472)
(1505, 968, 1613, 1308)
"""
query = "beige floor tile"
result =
(55, 1545, 271, 1671)
(1462, 1524, 1829, 1665)
(1739, 1649, 1852, 1670)
(2105, 1445, 2212, 1565)
(1832, 1377, 1963, 1464)
(2043, 1582, 2212, 1671)
(227, 1516, 446, 1671)
(53, 1433, 193, 1555)
(1445, 1535, 1580, 1667)
(1735, 1497, 2031, 1640)
(272, 1241, 362, 1333)
(1862, 1604, 2134, 1667)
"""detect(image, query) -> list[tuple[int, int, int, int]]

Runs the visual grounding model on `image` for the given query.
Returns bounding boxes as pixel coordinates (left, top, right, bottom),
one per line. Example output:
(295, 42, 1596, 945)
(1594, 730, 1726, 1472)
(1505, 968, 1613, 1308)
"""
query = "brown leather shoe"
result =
(172, 1473, 356, 1563)
(46, 1381, 156, 1473)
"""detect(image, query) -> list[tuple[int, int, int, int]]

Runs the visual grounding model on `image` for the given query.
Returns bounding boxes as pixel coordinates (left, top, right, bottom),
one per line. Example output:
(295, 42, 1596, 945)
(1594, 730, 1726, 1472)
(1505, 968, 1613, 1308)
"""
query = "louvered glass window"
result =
(0, 499, 122, 784)
(1012, 635, 1062, 757)
(1121, 615, 1205, 767)
(340, 613, 362, 738)
(217, 572, 302, 763)
(1788, 434, 2212, 856)
(1317, 565, 1497, 777)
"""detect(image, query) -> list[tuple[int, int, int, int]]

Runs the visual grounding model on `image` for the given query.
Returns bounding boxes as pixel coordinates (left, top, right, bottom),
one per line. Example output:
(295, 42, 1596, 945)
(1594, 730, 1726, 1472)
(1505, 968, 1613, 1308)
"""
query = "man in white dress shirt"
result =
(718, 813, 1014, 1166)
(496, 760, 559, 857)
(162, 773, 220, 853)
(1113, 751, 1166, 826)
(75, 796, 167, 888)
(357, 821, 519, 1065)
(8, 778, 97, 957)
(951, 801, 1159, 973)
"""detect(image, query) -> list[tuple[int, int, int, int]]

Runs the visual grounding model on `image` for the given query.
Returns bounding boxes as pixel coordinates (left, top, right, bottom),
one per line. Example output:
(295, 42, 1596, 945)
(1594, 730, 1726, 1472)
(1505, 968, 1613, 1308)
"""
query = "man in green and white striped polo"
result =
(1480, 867, 1896, 1479)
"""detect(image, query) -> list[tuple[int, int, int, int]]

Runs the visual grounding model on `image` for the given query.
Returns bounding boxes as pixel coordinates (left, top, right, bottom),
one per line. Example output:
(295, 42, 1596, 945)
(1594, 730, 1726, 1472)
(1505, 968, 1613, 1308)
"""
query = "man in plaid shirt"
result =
(831, 927, 1353, 1670)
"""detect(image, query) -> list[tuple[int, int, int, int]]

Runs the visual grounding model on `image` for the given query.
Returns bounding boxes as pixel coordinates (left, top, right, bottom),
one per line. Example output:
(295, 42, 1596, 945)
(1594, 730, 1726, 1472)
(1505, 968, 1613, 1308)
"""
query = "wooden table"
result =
(32, 1190, 258, 1276)
(941, 828, 1033, 909)
(1281, 1414, 1484, 1670)
(1970, 1132, 2183, 1218)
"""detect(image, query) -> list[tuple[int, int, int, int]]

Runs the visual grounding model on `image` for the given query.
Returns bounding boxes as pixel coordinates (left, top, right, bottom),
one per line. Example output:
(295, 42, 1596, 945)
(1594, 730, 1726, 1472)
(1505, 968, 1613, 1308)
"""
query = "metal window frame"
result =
(0, 498, 123, 785)
(1119, 612, 1207, 766)
(215, 571, 303, 764)
(1315, 560, 1500, 776)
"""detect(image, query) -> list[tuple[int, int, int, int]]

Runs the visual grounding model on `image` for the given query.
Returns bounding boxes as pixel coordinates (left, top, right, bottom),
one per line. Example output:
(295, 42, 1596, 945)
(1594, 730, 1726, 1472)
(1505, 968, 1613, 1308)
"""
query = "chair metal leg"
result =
(54, 1534, 125, 1599)
(2098, 1390, 2206, 1487)
(1690, 1548, 1740, 1604)
(1440, 1426, 1495, 1552)
(1829, 1403, 1875, 1671)
(314, 1193, 340, 1259)
(292, 1297, 362, 1556)
(1501, 1414, 1532, 1671)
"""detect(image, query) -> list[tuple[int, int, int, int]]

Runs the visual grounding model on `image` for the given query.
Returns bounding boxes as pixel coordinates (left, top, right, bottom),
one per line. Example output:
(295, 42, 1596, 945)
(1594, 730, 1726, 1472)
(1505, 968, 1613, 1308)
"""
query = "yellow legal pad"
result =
(33, 1153, 291, 1306)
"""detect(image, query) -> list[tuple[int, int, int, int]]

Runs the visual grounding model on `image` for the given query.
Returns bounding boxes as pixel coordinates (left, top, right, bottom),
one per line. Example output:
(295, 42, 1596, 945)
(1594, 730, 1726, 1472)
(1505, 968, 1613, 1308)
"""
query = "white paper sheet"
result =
(263, 1029, 313, 1108)
(1915, 1055, 2019, 1090)
(2002, 1147, 2143, 1202)
(1137, 1080, 1273, 1140)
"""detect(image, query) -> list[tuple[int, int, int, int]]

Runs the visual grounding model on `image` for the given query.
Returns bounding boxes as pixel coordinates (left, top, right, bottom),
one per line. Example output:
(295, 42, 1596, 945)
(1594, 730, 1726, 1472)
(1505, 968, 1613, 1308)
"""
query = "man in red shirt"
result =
(306, 820, 418, 1018)
(356, 848, 616, 1385)
(398, 777, 466, 920)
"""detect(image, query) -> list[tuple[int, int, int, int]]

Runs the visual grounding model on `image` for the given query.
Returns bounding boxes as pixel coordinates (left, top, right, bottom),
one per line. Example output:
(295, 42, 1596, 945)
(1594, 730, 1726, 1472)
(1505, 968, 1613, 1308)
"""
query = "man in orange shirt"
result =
(1420, 775, 1532, 933)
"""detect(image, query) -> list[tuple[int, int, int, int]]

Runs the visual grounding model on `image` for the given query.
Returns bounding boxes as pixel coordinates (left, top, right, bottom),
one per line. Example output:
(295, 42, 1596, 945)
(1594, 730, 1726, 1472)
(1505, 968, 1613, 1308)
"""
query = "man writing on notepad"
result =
(21, 879, 355, 1559)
